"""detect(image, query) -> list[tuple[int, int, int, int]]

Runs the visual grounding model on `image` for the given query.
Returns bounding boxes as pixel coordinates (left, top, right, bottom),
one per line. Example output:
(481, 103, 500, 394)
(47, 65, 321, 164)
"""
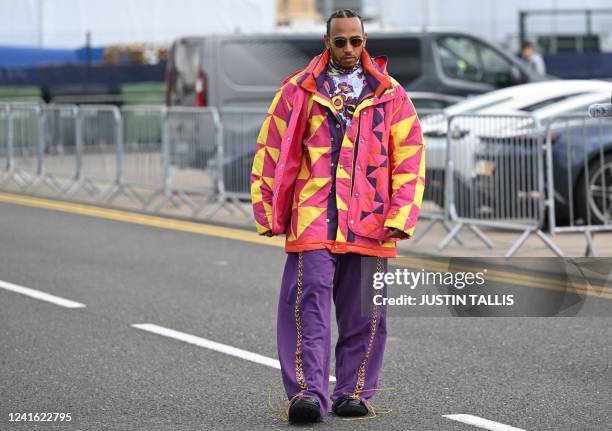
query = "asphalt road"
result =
(0, 198, 611, 430)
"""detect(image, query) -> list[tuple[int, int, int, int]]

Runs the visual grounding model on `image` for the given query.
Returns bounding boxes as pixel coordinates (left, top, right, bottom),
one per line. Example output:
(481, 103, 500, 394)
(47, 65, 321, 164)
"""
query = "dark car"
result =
(473, 120, 612, 226)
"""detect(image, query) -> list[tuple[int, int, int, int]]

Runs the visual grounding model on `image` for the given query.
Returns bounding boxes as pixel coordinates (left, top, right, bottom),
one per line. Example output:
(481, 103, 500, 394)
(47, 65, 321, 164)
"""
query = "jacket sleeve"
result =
(383, 92, 426, 239)
(250, 84, 292, 234)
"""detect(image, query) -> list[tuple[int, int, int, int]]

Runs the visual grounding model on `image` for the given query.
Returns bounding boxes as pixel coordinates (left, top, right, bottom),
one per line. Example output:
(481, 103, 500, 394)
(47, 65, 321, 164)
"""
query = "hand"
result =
(261, 230, 274, 237)
(387, 228, 409, 239)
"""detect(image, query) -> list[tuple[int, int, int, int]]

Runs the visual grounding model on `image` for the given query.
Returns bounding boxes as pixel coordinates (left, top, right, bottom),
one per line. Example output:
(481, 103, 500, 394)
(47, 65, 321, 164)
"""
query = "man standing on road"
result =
(250, 9, 425, 424)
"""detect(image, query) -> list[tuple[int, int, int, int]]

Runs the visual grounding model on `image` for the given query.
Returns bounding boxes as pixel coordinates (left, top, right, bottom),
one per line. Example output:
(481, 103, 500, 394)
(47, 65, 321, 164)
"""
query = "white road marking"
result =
(444, 414, 526, 431)
(0, 279, 86, 308)
(132, 323, 336, 382)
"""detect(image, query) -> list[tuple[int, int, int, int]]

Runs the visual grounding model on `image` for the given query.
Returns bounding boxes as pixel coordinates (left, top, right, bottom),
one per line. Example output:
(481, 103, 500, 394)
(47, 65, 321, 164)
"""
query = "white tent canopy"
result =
(0, 0, 275, 48)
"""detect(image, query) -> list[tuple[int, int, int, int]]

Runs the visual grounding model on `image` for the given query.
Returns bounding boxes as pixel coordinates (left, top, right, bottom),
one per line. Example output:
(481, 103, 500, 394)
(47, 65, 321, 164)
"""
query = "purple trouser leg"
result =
(330, 252, 388, 410)
(277, 249, 388, 420)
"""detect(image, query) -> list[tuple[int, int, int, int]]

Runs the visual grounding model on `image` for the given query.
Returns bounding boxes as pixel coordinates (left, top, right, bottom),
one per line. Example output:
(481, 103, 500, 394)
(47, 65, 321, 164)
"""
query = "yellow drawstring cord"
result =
(336, 386, 396, 421)
(267, 381, 309, 423)
(268, 382, 396, 422)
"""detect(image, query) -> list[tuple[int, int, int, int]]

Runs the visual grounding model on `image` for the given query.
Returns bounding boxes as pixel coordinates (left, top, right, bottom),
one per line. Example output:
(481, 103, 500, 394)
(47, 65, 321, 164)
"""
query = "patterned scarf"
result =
(325, 56, 368, 129)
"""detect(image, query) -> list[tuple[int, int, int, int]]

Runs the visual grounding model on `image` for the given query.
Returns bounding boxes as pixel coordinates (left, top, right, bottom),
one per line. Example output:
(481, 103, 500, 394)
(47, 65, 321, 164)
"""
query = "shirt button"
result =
(336, 124, 340, 128)
(350, 220, 354, 224)
(331, 138, 334, 141)
(362, 112, 367, 116)
(355, 192, 360, 197)
(330, 162, 334, 167)
(357, 166, 362, 171)
(326, 218, 330, 223)
(339, 164, 343, 169)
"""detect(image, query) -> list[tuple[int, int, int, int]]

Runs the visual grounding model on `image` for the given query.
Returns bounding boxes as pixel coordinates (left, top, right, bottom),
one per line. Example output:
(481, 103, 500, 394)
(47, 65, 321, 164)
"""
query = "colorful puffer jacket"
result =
(250, 48, 425, 258)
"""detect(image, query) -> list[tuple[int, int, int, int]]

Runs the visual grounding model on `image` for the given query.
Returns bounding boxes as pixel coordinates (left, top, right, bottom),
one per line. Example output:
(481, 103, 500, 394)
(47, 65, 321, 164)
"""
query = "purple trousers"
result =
(277, 249, 388, 419)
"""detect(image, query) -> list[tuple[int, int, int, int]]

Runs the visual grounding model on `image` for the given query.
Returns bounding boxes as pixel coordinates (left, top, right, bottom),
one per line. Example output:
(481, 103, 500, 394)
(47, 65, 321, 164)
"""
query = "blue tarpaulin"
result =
(0, 62, 165, 86)
(0, 45, 104, 68)
(544, 53, 612, 80)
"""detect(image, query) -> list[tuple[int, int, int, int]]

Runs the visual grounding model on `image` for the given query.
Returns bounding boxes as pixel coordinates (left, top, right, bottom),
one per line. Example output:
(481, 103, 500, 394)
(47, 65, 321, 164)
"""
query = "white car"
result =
(421, 80, 612, 197)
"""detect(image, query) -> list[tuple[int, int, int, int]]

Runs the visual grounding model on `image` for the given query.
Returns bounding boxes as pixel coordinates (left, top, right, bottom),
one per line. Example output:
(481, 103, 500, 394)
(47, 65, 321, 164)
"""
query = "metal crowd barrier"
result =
(215, 106, 268, 220)
(544, 115, 612, 257)
(0, 102, 608, 258)
(63, 105, 124, 202)
(417, 108, 447, 219)
(0, 105, 9, 178)
(157, 106, 222, 217)
(35, 104, 79, 195)
(412, 110, 464, 246)
(0, 103, 224, 220)
(121, 105, 165, 190)
(435, 113, 563, 257)
(0, 104, 44, 191)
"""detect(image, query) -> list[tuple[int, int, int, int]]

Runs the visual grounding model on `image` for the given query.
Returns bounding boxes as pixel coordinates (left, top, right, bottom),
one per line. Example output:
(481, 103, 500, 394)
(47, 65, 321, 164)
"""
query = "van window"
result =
(219, 37, 422, 88)
(220, 39, 322, 87)
(479, 44, 517, 87)
(436, 36, 522, 89)
(520, 93, 586, 112)
(365, 38, 422, 85)
(437, 36, 482, 82)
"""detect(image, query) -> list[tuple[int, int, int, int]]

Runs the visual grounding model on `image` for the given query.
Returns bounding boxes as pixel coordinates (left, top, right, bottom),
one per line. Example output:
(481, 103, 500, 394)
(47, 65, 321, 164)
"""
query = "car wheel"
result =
(576, 154, 612, 225)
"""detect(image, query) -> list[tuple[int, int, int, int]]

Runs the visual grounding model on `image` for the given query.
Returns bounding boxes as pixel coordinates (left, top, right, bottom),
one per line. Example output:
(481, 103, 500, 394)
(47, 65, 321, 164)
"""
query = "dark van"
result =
(165, 30, 543, 109)
(164, 30, 543, 193)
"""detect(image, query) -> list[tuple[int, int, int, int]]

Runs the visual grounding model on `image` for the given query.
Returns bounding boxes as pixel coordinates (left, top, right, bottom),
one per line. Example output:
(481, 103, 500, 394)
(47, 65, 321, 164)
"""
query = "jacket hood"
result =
(294, 48, 393, 98)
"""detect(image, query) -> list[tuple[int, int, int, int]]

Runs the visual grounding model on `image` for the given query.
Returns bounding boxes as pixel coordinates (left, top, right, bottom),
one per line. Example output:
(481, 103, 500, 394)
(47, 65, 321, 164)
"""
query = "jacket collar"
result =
(296, 48, 393, 99)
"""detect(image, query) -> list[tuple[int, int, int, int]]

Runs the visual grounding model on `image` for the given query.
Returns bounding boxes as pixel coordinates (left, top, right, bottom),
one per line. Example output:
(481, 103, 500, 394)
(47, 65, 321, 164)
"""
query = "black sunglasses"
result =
(332, 36, 364, 48)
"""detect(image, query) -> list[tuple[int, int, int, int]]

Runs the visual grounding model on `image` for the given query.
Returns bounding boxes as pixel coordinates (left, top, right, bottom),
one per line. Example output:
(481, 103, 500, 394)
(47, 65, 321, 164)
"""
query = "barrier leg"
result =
(467, 224, 494, 248)
(230, 195, 251, 219)
(584, 231, 598, 257)
(198, 195, 226, 220)
(97, 183, 118, 203)
(22, 174, 45, 194)
(505, 228, 532, 258)
(142, 188, 164, 210)
(411, 218, 437, 243)
(441, 221, 464, 246)
(535, 230, 564, 257)
(438, 222, 464, 250)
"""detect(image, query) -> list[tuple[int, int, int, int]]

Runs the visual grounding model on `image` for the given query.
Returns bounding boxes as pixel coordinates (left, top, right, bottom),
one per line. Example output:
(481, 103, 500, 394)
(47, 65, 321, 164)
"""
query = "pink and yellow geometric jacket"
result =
(250, 48, 425, 258)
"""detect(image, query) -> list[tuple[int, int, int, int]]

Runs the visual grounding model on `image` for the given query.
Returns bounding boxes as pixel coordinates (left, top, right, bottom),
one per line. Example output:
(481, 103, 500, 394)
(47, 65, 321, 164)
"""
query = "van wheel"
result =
(575, 154, 612, 225)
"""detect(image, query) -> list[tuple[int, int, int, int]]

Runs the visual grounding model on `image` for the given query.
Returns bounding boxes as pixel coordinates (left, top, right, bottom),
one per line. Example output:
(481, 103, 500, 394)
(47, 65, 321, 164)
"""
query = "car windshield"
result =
(445, 93, 515, 116)
(444, 81, 612, 117)
(535, 93, 612, 119)
(520, 93, 587, 112)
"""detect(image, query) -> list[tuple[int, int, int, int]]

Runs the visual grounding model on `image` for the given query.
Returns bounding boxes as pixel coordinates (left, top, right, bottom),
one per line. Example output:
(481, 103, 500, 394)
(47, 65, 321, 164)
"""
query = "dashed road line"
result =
(132, 323, 337, 382)
(0, 279, 86, 308)
(444, 414, 526, 431)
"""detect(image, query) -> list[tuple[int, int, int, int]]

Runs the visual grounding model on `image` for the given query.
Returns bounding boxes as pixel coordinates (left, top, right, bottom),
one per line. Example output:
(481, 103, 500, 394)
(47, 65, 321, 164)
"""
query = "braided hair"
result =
(326, 9, 364, 35)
